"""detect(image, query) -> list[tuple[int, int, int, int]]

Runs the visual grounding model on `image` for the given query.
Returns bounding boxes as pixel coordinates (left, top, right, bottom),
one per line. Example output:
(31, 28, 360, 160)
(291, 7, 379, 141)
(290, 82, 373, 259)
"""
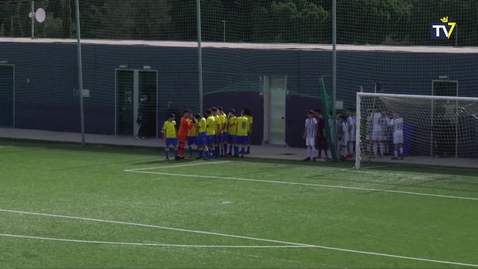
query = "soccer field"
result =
(1, 141, 478, 268)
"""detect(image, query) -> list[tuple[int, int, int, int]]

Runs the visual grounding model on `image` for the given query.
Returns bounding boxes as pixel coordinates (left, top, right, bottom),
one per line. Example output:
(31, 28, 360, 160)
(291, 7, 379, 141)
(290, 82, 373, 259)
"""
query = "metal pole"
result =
(74, 0, 85, 145)
(197, 0, 204, 113)
(31, 1, 34, 39)
(222, 20, 226, 42)
(331, 0, 337, 151)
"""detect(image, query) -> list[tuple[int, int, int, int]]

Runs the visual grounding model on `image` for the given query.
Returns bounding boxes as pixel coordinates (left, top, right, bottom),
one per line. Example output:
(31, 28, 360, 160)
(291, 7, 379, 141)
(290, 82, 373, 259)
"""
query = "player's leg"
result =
(240, 136, 247, 157)
(233, 136, 240, 157)
(245, 133, 251, 154)
(304, 138, 311, 161)
(372, 131, 378, 157)
(178, 138, 186, 159)
(165, 139, 171, 160)
(187, 137, 194, 158)
(173, 139, 179, 160)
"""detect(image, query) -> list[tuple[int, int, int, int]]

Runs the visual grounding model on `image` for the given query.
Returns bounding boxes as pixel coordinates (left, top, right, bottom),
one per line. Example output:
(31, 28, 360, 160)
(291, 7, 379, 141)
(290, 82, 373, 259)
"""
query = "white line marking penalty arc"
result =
(1, 209, 478, 268)
(0, 234, 305, 248)
(125, 161, 231, 171)
(125, 170, 478, 201)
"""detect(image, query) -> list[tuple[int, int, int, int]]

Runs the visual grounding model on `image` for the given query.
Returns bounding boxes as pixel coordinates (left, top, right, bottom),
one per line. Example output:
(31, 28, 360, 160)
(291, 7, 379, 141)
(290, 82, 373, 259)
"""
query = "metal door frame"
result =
(0, 64, 15, 128)
(114, 68, 158, 137)
(263, 75, 287, 146)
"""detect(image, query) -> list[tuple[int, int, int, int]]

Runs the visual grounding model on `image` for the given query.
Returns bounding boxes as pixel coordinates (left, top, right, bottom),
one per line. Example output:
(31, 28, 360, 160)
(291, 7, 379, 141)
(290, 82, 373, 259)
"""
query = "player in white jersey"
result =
(371, 109, 383, 157)
(366, 109, 373, 154)
(303, 110, 318, 161)
(346, 109, 356, 158)
(381, 112, 391, 155)
(339, 115, 349, 158)
(389, 113, 404, 160)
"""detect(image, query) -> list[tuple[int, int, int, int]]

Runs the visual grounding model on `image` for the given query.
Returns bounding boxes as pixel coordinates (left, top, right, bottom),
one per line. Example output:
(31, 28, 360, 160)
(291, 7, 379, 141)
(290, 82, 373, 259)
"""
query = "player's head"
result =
(228, 109, 235, 116)
(328, 111, 333, 117)
(168, 114, 175, 121)
(382, 111, 387, 116)
(308, 110, 314, 118)
(194, 113, 202, 120)
(183, 110, 191, 118)
(217, 106, 223, 113)
(314, 108, 321, 116)
(211, 107, 218, 115)
(205, 109, 212, 116)
(243, 108, 252, 117)
(394, 112, 400, 118)
(367, 109, 373, 115)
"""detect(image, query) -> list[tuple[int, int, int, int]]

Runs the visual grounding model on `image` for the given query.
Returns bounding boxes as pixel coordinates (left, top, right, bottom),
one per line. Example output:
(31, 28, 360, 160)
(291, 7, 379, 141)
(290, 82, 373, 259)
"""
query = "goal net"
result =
(355, 92, 478, 170)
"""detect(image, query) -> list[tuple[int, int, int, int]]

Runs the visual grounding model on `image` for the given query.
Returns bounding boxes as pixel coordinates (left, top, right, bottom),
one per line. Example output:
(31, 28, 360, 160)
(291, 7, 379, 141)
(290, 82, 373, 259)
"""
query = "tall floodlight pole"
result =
(31, 1, 34, 39)
(197, 0, 204, 113)
(222, 20, 226, 42)
(74, 0, 85, 145)
(331, 0, 337, 150)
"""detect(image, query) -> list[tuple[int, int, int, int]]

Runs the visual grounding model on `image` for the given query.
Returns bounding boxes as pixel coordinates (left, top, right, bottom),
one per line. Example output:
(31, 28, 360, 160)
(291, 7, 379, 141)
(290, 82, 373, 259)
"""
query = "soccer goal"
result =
(354, 92, 478, 170)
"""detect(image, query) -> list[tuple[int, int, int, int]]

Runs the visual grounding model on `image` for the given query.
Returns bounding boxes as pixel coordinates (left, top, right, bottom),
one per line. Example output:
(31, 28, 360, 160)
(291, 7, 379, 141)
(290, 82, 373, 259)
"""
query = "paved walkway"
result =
(1, 128, 477, 169)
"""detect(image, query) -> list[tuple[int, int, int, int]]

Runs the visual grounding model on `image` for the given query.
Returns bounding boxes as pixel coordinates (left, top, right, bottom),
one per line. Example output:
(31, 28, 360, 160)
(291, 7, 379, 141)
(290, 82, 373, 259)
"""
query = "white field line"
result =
(124, 170, 478, 201)
(126, 161, 231, 171)
(0, 234, 305, 248)
(1, 209, 477, 268)
(0, 146, 13, 149)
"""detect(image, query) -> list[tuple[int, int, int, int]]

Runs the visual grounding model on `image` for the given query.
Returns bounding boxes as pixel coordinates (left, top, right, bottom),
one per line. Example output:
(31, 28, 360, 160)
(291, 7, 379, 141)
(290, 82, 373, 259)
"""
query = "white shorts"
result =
(393, 131, 403, 144)
(306, 138, 315, 146)
(372, 130, 382, 141)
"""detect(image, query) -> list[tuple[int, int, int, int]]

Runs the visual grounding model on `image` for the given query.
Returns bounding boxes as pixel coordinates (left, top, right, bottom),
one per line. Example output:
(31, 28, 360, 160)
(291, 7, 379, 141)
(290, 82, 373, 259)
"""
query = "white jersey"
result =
(390, 117, 404, 132)
(305, 118, 317, 138)
(366, 115, 372, 134)
(347, 116, 356, 140)
(372, 112, 382, 132)
(381, 116, 391, 135)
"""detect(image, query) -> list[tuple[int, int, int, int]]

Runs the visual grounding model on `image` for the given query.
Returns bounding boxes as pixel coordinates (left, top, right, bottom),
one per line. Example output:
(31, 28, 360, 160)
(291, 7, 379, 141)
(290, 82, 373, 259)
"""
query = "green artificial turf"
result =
(1, 140, 478, 268)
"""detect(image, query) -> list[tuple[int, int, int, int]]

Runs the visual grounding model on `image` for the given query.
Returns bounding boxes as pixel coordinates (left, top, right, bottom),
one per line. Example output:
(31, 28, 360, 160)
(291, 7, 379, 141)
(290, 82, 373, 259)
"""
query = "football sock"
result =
(380, 143, 384, 156)
(373, 143, 378, 156)
(241, 147, 245, 156)
(224, 143, 227, 154)
(206, 150, 211, 159)
(247, 146, 250, 152)
(234, 146, 239, 155)
(394, 150, 398, 157)
(199, 150, 203, 158)
(399, 147, 403, 156)
(174, 150, 178, 158)
(327, 150, 331, 158)
(348, 142, 354, 155)
(188, 146, 193, 156)
(312, 147, 316, 158)
(307, 147, 311, 157)
(210, 147, 215, 157)
(229, 145, 233, 154)
(165, 150, 169, 159)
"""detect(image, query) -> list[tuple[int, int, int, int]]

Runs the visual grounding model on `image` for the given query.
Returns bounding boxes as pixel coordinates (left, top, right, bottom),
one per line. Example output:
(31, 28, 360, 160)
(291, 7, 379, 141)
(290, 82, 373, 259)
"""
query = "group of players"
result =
(161, 107, 253, 160)
(303, 108, 404, 161)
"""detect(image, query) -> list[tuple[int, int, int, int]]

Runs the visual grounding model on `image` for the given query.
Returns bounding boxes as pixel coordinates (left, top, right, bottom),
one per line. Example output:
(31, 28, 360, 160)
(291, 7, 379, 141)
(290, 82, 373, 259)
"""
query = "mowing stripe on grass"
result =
(0, 234, 307, 248)
(125, 170, 478, 201)
(1, 208, 477, 268)
(126, 161, 231, 171)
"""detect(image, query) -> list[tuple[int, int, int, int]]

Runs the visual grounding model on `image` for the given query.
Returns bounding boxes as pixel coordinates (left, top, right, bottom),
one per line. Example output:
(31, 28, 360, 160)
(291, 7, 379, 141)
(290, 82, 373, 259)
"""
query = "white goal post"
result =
(355, 92, 478, 169)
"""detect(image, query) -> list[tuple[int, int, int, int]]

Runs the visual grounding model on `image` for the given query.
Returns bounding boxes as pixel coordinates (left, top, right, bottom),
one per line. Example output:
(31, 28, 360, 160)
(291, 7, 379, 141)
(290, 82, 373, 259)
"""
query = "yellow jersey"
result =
(220, 114, 227, 133)
(163, 120, 177, 138)
(236, 116, 249, 136)
(198, 117, 207, 133)
(187, 118, 197, 137)
(206, 116, 216, 135)
(245, 115, 253, 132)
(214, 115, 221, 133)
(228, 116, 237, 135)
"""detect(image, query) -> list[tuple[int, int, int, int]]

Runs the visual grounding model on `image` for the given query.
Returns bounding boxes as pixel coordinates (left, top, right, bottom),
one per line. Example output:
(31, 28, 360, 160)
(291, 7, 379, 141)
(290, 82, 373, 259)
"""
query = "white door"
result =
(268, 76, 287, 145)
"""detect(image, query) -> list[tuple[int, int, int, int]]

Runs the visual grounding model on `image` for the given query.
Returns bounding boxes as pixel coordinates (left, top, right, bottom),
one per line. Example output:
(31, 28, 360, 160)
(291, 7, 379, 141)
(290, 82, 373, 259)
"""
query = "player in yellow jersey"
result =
(243, 108, 253, 154)
(187, 114, 198, 159)
(217, 106, 228, 156)
(211, 107, 221, 157)
(205, 109, 217, 158)
(162, 114, 178, 160)
(235, 111, 250, 158)
(194, 113, 211, 160)
(226, 109, 237, 156)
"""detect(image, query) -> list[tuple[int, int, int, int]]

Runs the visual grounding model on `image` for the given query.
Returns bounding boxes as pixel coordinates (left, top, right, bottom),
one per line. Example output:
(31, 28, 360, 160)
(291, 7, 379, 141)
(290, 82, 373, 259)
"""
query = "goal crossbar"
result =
(355, 92, 478, 169)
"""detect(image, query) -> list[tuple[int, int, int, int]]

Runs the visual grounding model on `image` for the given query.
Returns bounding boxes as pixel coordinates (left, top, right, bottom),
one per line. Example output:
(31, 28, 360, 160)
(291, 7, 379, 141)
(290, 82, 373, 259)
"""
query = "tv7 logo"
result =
(430, 16, 456, 40)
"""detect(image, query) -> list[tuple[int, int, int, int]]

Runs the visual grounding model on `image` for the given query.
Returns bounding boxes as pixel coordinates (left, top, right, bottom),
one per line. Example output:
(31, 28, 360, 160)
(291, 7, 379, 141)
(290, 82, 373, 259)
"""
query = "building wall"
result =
(1, 41, 477, 151)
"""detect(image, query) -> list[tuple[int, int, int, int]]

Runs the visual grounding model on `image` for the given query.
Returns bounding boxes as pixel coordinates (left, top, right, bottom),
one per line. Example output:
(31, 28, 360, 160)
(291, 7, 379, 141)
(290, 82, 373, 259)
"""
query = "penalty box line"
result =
(125, 161, 231, 172)
(0, 209, 477, 267)
(124, 169, 478, 201)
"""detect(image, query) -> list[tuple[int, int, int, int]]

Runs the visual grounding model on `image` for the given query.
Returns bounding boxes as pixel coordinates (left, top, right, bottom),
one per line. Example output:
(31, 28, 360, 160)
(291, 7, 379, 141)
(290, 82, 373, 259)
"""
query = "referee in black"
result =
(136, 95, 147, 139)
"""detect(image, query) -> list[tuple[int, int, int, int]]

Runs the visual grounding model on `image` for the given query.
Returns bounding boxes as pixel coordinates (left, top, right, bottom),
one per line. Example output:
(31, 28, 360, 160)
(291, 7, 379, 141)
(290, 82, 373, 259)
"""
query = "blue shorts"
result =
(227, 134, 236, 143)
(220, 132, 227, 142)
(235, 135, 248, 145)
(197, 133, 207, 146)
(207, 135, 216, 145)
(187, 136, 197, 146)
(165, 138, 178, 146)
